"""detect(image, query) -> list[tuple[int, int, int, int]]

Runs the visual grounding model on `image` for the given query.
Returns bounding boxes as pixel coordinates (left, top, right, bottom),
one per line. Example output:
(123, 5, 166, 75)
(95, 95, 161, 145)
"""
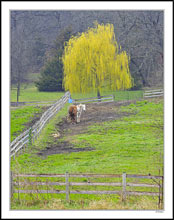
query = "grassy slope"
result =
(11, 98, 163, 210)
(10, 106, 43, 141)
(11, 99, 163, 175)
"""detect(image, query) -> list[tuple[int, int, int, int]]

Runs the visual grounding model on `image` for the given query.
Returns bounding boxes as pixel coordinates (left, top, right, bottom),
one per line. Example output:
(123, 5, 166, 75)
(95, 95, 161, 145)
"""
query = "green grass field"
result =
(11, 99, 163, 174)
(11, 83, 143, 103)
(10, 83, 164, 210)
(10, 105, 46, 142)
(11, 83, 64, 102)
(70, 89, 143, 101)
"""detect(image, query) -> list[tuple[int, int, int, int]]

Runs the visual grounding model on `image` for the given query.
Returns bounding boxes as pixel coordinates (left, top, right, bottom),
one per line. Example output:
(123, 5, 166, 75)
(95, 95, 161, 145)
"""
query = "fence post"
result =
(10, 171, 13, 199)
(46, 179, 49, 200)
(17, 174, 20, 201)
(29, 127, 32, 146)
(13, 152, 15, 160)
(32, 130, 35, 143)
(112, 94, 115, 102)
(122, 172, 127, 202)
(35, 127, 38, 140)
(65, 172, 70, 202)
(161, 176, 164, 208)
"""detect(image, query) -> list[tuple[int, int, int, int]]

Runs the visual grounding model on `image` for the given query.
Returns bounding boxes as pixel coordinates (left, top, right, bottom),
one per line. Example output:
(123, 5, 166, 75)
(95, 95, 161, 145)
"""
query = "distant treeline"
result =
(11, 10, 163, 90)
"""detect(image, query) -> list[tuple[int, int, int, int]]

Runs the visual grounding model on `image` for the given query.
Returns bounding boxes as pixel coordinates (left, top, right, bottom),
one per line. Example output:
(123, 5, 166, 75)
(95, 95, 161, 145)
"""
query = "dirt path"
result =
(37, 101, 135, 156)
(58, 101, 133, 136)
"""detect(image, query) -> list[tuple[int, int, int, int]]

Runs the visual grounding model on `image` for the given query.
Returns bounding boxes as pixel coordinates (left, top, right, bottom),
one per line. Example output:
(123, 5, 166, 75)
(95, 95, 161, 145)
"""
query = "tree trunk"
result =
(97, 90, 101, 102)
(17, 72, 21, 103)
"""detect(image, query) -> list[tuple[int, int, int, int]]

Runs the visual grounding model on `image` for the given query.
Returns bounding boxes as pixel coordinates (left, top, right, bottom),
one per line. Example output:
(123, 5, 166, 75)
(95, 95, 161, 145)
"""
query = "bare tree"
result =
(11, 10, 164, 91)
(11, 11, 62, 101)
(11, 12, 31, 101)
(116, 11, 163, 88)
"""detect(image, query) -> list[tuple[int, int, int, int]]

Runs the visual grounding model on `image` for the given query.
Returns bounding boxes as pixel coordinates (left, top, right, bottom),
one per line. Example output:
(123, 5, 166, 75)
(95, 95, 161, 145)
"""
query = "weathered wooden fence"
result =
(10, 92, 71, 159)
(11, 172, 163, 205)
(144, 89, 163, 98)
(72, 94, 114, 104)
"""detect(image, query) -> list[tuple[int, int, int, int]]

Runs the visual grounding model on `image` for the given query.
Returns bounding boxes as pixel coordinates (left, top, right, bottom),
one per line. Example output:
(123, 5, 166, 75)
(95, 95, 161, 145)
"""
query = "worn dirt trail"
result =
(37, 101, 135, 156)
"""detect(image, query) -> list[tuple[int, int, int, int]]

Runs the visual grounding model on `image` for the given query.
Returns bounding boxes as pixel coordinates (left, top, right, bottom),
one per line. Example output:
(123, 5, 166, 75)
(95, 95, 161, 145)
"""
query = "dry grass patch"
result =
(42, 199, 65, 210)
(85, 200, 116, 210)
(85, 197, 160, 210)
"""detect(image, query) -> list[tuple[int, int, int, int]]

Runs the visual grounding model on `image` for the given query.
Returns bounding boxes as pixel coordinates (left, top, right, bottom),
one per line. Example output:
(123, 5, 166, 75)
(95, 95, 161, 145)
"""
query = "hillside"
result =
(11, 10, 163, 88)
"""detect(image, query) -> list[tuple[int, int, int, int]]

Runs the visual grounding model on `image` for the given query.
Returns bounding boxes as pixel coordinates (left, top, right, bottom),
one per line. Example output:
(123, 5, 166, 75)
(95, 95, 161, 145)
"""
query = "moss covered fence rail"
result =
(10, 91, 71, 159)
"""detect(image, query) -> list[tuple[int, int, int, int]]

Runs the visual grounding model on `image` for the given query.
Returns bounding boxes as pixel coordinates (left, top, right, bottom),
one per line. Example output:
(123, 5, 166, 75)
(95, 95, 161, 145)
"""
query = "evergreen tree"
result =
(36, 26, 72, 91)
(36, 58, 63, 91)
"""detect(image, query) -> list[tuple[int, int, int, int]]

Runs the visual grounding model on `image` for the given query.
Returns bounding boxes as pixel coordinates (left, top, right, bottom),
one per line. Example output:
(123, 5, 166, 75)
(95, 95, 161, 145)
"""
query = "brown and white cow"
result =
(68, 105, 77, 123)
(68, 104, 86, 123)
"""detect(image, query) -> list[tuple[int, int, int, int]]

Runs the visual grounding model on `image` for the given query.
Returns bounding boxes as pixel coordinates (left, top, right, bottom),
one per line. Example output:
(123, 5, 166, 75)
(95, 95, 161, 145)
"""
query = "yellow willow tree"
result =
(62, 22, 133, 96)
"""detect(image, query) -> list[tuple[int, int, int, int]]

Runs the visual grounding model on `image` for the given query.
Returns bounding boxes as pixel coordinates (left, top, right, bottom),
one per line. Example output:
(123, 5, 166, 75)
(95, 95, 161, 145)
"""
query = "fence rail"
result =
(144, 89, 163, 98)
(10, 92, 70, 159)
(11, 172, 163, 205)
(72, 94, 114, 104)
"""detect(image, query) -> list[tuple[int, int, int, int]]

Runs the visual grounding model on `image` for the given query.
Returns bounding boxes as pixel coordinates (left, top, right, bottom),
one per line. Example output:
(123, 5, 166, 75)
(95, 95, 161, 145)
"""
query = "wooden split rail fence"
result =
(11, 172, 163, 205)
(72, 94, 114, 104)
(10, 92, 71, 159)
(144, 89, 163, 98)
